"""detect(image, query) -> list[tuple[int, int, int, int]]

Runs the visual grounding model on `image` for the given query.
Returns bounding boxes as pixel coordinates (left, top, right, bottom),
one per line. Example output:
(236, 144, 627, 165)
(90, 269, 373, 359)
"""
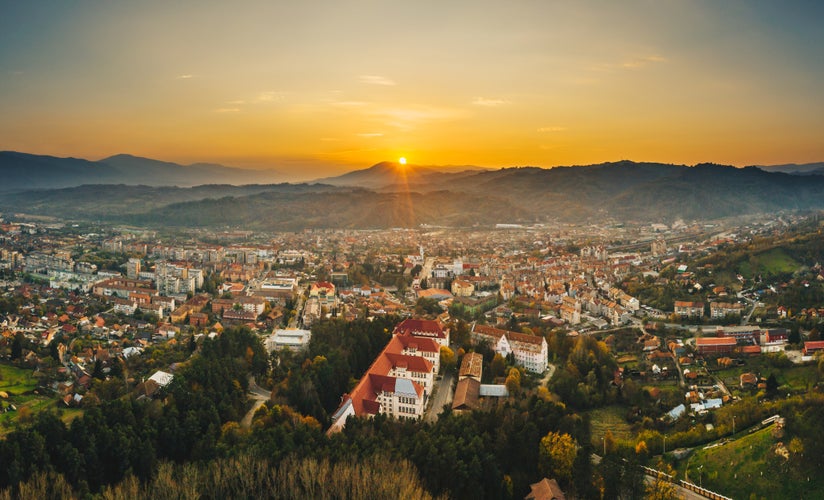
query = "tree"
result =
(439, 346, 456, 372)
(538, 431, 577, 484)
(490, 353, 506, 378)
(11, 333, 23, 360)
(645, 461, 677, 500)
(766, 373, 779, 396)
(505, 368, 521, 394)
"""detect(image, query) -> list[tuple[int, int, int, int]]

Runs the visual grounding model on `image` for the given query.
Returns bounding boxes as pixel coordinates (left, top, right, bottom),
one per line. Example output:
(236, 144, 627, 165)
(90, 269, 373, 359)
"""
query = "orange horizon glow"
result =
(1, 2, 823, 179)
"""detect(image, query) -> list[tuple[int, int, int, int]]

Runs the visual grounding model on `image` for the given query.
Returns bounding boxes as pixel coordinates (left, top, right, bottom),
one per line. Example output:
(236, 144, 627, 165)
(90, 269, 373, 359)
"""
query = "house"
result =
(525, 478, 566, 500)
(740, 372, 757, 388)
(803, 340, 824, 356)
(451, 279, 475, 297)
(452, 378, 481, 413)
(674, 301, 704, 318)
(459, 352, 483, 382)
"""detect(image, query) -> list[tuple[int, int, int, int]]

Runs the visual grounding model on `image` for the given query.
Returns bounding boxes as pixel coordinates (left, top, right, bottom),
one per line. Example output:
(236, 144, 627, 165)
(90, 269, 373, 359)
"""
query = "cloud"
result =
(359, 75, 396, 86)
(621, 55, 667, 69)
(537, 126, 566, 133)
(176, 74, 194, 79)
(256, 91, 284, 102)
(356, 132, 384, 138)
(227, 100, 245, 105)
(215, 107, 240, 113)
(472, 97, 509, 107)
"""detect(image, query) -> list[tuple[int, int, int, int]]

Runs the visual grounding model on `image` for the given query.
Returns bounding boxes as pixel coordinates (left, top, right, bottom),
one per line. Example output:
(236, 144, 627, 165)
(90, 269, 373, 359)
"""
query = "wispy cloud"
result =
(622, 55, 667, 69)
(227, 100, 245, 105)
(472, 97, 509, 107)
(356, 132, 383, 138)
(256, 91, 284, 102)
(359, 74, 396, 86)
(176, 74, 194, 79)
(215, 107, 240, 113)
(537, 126, 566, 133)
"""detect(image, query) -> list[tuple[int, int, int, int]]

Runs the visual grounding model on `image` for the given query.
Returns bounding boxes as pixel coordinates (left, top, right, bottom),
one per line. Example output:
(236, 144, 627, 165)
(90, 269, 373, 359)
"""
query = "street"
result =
(424, 370, 455, 423)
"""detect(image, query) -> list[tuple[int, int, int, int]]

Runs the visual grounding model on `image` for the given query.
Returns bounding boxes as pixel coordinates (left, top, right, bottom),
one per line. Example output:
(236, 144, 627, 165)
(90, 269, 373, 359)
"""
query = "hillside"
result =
(315, 161, 488, 189)
(0, 152, 284, 190)
(4, 161, 824, 229)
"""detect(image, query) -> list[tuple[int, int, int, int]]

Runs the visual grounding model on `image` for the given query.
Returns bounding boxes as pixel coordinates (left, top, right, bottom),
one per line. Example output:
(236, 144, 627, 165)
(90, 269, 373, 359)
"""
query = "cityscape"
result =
(2, 1, 824, 499)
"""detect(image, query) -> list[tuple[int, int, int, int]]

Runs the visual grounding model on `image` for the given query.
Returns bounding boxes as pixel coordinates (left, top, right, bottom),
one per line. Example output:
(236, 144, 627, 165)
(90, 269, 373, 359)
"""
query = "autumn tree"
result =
(440, 346, 456, 372)
(645, 461, 677, 500)
(538, 431, 578, 484)
(505, 367, 521, 394)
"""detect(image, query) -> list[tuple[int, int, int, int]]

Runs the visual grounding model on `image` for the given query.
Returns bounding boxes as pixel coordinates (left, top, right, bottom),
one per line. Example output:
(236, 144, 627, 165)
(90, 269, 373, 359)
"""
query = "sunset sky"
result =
(2, 0, 823, 178)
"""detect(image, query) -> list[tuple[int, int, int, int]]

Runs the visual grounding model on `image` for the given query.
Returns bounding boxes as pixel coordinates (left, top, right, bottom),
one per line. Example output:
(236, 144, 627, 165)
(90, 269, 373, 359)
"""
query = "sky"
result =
(1, 0, 824, 179)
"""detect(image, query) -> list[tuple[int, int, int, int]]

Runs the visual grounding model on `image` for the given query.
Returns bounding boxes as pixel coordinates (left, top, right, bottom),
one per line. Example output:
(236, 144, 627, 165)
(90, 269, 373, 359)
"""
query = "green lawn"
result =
(0, 363, 78, 435)
(588, 405, 634, 443)
(0, 363, 39, 395)
(676, 427, 822, 500)
(715, 358, 818, 396)
(738, 248, 801, 278)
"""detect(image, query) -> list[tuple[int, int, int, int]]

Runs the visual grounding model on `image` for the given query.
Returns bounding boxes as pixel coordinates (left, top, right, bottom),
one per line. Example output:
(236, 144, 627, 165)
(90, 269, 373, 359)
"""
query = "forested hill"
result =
(3, 162, 824, 227)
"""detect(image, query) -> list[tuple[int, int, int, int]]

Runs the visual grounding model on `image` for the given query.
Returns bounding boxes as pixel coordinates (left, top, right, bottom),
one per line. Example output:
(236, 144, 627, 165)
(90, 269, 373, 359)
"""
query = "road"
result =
(288, 286, 307, 329)
(643, 473, 716, 500)
(241, 376, 271, 429)
(737, 291, 757, 325)
(424, 371, 455, 423)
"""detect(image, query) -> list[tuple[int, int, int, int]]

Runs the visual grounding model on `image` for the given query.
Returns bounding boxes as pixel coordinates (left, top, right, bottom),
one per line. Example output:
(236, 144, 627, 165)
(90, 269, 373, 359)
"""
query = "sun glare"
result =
(399, 157, 407, 165)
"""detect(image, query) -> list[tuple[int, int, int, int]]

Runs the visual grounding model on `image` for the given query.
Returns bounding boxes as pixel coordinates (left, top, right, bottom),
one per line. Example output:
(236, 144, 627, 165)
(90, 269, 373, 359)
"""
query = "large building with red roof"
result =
(392, 318, 450, 347)
(695, 336, 737, 355)
(328, 331, 439, 434)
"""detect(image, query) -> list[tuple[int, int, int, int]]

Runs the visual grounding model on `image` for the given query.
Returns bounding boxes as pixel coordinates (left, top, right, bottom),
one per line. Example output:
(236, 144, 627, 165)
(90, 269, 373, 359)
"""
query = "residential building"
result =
(710, 301, 744, 319)
(451, 279, 475, 297)
(674, 301, 704, 318)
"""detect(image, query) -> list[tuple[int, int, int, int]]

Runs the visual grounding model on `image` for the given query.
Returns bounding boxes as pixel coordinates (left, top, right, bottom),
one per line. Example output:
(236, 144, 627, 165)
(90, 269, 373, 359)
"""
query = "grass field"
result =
(0, 363, 39, 395)
(714, 358, 818, 395)
(0, 363, 80, 435)
(588, 405, 634, 443)
(737, 248, 801, 278)
(676, 426, 822, 500)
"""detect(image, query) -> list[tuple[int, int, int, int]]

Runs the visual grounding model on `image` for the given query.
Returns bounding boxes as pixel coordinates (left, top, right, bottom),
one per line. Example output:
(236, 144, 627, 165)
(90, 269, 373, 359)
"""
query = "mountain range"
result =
(0, 151, 284, 190)
(2, 152, 824, 229)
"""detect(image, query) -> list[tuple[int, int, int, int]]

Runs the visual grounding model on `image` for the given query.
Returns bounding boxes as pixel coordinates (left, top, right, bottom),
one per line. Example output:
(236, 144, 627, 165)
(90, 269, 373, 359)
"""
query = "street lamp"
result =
(663, 435, 667, 455)
(601, 436, 606, 456)
(732, 415, 736, 436)
(698, 465, 704, 488)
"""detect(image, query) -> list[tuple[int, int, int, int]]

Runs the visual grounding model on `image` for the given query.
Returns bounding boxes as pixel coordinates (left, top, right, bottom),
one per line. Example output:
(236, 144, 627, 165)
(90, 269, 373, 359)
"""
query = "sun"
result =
(398, 157, 407, 165)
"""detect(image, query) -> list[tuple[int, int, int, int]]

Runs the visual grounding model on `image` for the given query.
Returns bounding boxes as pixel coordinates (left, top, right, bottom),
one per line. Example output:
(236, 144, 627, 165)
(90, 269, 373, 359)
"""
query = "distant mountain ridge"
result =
(754, 162, 824, 175)
(0, 151, 284, 191)
(313, 161, 489, 189)
(4, 160, 824, 228)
